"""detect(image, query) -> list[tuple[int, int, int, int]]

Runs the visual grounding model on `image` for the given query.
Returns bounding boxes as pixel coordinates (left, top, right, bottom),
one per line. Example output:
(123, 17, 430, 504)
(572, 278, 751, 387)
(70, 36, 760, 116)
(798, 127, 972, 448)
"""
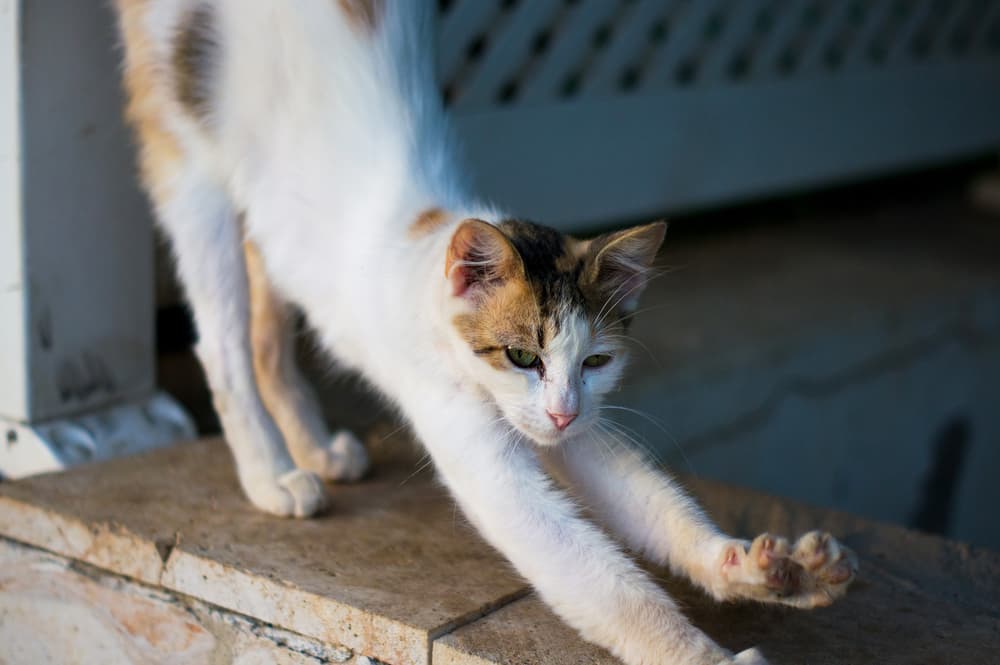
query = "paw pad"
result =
(722, 530, 858, 608)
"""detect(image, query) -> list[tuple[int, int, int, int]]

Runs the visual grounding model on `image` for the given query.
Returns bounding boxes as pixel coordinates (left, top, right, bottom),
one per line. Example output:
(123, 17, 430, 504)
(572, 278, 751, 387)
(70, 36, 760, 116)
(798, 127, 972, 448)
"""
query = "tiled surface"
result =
(0, 435, 528, 665)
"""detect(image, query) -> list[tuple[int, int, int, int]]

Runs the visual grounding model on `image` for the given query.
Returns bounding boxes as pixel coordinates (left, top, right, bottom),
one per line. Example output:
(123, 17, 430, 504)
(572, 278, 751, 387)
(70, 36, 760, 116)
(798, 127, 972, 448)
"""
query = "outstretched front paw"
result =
(719, 531, 858, 608)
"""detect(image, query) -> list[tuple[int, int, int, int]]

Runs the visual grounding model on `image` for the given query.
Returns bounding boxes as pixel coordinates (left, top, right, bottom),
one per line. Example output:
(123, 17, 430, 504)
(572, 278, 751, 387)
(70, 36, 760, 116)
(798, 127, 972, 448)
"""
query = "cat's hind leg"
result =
(157, 177, 327, 517)
(243, 240, 369, 482)
(115, 0, 326, 517)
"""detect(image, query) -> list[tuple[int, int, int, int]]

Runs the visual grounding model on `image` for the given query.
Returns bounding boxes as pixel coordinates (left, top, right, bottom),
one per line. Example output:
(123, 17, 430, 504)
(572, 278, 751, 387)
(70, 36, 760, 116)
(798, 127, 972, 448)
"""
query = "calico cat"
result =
(113, 2, 857, 663)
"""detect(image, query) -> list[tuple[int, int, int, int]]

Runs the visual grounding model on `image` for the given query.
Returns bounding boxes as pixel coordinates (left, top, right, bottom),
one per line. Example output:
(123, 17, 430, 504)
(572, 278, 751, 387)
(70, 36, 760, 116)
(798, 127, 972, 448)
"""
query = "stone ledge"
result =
(1, 435, 999, 664)
(0, 436, 527, 665)
(0, 537, 358, 665)
(438, 477, 1000, 664)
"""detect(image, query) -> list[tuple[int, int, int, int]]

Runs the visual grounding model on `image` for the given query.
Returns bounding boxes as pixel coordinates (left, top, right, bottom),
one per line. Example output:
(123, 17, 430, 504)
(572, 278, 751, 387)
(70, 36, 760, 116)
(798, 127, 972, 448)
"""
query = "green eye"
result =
(506, 347, 540, 369)
(583, 354, 612, 368)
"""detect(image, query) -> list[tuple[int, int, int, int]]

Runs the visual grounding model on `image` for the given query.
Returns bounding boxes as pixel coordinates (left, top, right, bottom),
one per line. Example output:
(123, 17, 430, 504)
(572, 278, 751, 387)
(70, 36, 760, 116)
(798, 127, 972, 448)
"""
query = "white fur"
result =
(113, 2, 859, 662)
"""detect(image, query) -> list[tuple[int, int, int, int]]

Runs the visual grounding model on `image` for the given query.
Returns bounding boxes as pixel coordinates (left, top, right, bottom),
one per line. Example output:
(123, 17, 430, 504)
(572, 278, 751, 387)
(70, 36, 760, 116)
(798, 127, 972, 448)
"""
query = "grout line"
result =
(425, 584, 534, 663)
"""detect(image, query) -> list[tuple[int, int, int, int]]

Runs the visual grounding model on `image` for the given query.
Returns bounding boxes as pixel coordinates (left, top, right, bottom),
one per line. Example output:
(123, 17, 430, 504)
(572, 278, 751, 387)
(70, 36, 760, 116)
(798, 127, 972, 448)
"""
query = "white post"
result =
(0, 0, 193, 478)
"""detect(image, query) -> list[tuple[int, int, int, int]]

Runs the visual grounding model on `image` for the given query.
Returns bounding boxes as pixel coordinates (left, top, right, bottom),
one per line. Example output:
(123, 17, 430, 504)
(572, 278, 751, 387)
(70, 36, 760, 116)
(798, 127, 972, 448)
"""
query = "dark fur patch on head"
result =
(497, 220, 587, 343)
(450, 219, 664, 368)
(172, 4, 217, 121)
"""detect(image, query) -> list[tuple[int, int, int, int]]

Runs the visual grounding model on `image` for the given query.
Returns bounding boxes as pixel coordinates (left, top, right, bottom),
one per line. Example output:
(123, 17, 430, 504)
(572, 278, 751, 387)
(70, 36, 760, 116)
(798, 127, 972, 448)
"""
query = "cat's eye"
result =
(583, 354, 612, 368)
(506, 347, 540, 369)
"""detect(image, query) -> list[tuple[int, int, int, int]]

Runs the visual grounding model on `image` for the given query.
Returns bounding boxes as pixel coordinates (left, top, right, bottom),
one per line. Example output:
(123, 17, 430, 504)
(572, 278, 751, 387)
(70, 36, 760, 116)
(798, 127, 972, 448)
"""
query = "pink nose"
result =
(547, 411, 577, 431)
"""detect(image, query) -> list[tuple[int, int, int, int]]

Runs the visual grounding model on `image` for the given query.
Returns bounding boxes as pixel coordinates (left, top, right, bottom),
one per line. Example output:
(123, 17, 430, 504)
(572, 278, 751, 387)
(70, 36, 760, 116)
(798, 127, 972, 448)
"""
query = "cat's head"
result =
(446, 218, 665, 445)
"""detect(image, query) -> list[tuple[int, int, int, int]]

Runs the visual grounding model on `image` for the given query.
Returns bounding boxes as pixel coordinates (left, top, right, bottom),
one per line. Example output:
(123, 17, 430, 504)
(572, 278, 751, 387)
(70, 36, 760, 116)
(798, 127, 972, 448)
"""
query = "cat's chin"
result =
(509, 417, 593, 447)
(518, 426, 573, 448)
(528, 433, 563, 448)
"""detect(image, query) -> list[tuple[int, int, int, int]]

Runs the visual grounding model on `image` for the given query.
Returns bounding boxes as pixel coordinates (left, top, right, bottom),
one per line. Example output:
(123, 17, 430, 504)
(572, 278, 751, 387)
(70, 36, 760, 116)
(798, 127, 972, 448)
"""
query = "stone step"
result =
(1, 434, 998, 664)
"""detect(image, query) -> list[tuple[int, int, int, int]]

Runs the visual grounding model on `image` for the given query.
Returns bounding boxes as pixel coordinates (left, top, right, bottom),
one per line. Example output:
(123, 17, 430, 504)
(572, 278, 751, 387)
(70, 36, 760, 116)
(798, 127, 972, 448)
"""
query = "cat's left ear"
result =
(584, 221, 667, 314)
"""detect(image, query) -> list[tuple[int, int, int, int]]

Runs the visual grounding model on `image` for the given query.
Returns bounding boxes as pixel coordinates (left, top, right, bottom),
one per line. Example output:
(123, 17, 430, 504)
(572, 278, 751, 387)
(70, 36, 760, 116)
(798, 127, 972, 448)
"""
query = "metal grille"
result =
(439, 1, 1000, 227)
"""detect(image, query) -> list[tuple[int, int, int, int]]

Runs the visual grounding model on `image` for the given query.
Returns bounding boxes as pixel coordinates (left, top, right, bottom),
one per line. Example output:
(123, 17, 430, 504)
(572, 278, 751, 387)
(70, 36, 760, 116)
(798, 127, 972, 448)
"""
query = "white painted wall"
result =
(1, 0, 156, 423)
(0, 0, 28, 420)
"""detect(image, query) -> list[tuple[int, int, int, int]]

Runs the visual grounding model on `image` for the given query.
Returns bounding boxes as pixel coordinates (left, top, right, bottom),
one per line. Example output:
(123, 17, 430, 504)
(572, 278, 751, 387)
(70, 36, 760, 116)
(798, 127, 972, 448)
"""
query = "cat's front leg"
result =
(544, 434, 857, 610)
(406, 389, 742, 665)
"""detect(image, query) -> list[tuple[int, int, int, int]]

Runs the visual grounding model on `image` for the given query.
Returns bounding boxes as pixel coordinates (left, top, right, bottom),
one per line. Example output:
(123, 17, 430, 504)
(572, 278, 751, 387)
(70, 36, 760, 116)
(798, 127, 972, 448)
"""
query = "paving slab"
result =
(617, 204, 1000, 550)
(3, 432, 999, 664)
(435, 475, 1000, 664)
(0, 434, 528, 665)
(0, 537, 357, 665)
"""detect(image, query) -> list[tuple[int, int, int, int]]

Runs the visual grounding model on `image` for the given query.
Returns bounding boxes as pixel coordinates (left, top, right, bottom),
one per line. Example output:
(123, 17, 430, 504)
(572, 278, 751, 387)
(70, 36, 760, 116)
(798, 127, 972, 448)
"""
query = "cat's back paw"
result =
(728, 647, 770, 664)
(303, 429, 369, 482)
(247, 469, 329, 517)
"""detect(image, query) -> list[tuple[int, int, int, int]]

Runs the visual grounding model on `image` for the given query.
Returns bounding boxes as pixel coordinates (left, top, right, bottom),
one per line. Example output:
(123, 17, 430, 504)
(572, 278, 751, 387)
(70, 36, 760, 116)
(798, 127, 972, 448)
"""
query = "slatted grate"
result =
(439, 0, 1000, 110)
(437, 1, 1000, 228)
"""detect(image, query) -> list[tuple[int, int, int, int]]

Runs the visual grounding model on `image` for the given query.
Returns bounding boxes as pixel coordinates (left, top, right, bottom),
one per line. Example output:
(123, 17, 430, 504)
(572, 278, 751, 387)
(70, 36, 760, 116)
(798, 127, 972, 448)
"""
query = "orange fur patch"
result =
(453, 278, 541, 371)
(337, 0, 382, 32)
(244, 237, 329, 471)
(115, 0, 183, 200)
(244, 239, 287, 381)
(409, 207, 449, 238)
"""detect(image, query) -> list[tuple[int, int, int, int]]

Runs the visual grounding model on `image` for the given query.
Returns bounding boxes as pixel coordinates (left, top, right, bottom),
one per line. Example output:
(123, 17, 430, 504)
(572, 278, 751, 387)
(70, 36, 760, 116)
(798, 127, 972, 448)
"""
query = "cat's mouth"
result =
(513, 415, 591, 447)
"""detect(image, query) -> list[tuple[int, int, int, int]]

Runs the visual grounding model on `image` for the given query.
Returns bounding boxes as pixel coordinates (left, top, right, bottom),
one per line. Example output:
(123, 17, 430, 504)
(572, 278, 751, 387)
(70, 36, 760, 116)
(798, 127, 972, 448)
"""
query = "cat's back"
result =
(115, 0, 430, 204)
(115, 0, 450, 352)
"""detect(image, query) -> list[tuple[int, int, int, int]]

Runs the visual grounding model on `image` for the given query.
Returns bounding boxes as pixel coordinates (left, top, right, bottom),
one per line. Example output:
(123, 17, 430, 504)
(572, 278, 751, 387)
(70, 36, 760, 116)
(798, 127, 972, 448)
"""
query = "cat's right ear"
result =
(445, 219, 524, 298)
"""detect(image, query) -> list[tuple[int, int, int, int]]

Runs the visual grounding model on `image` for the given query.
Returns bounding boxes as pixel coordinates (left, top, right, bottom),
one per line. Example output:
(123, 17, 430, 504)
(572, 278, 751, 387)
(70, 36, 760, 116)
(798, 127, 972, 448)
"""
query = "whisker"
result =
(599, 417, 668, 469)
(589, 425, 616, 464)
(399, 455, 435, 486)
(379, 421, 411, 441)
(598, 405, 696, 475)
(594, 333, 661, 368)
(594, 277, 634, 327)
(597, 420, 618, 463)
(598, 302, 676, 332)
(597, 418, 657, 463)
(594, 266, 677, 328)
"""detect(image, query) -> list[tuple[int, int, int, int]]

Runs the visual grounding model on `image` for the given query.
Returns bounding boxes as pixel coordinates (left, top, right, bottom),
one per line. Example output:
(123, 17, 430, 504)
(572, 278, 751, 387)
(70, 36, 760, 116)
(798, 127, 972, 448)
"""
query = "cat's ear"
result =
(445, 219, 524, 298)
(584, 221, 666, 314)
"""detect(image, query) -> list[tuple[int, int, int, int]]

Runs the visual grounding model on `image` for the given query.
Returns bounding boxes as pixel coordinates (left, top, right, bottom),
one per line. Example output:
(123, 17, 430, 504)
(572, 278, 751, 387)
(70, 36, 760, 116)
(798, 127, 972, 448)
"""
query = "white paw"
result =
(246, 469, 328, 518)
(720, 531, 858, 608)
(307, 429, 369, 482)
(730, 647, 770, 664)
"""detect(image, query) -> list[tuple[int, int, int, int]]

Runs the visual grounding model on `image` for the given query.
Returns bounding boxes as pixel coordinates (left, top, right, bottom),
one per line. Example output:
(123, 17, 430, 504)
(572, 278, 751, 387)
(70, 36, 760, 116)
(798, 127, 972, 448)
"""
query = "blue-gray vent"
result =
(438, 0, 1000, 228)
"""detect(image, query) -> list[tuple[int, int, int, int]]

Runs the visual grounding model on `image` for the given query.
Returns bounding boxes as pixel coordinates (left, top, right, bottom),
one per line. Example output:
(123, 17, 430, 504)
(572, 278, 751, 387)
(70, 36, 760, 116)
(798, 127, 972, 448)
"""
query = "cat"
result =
(113, 2, 857, 663)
